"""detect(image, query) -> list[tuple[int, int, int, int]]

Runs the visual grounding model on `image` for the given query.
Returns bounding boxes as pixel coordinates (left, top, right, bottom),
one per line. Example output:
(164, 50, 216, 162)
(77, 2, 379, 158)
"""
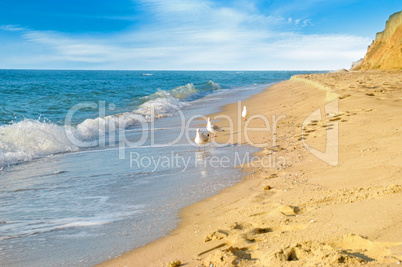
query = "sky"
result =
(0, 0, 400, 70)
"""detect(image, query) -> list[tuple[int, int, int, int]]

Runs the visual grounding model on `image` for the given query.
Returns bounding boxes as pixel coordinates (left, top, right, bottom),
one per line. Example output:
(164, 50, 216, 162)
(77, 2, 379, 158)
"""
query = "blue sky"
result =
(0, 0, 400, 70)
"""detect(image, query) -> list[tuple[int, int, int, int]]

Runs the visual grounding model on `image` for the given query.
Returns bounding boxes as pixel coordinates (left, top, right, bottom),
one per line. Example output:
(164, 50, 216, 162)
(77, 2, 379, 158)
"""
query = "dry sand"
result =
(98, 70, 402, 266)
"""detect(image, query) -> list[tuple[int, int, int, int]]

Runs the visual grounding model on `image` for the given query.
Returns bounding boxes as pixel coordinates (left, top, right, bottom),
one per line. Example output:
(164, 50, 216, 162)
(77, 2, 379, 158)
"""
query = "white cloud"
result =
(0, 0, 371, 70)
(0, 24, 26, 32)
(271, 34, 370, 61)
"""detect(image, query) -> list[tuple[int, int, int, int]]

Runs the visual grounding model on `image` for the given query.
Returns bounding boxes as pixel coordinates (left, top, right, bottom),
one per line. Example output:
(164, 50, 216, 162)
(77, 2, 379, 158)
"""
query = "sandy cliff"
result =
(353, 10, 402, 70)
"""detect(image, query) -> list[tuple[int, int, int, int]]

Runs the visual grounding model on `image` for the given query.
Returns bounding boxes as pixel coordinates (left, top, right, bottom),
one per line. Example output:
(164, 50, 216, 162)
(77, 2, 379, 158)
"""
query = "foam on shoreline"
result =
(0, 82, 221, 167)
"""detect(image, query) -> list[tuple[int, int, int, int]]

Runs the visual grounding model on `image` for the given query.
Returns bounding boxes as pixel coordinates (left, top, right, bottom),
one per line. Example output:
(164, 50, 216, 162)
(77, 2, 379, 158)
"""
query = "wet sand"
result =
(98, 70, 402, 266)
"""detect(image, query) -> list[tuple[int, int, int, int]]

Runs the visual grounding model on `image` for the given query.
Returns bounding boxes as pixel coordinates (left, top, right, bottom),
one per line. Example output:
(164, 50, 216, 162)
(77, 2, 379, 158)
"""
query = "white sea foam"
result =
(76, 113, 139, 140)
(0, 82, 214, 167)
(56, 220, 111, 229)
(170, 83, 197, 98)
(0, 120, 77, 166)
(0, 209, 143, 240)
(136, 93, 188, 119)
(135, 83, 197, 119)
(206, 80, 220, 90)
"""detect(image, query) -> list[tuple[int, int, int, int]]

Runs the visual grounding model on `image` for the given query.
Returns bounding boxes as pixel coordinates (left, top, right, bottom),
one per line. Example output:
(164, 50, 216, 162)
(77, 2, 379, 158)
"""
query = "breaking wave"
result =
(0, 82, 220, 167)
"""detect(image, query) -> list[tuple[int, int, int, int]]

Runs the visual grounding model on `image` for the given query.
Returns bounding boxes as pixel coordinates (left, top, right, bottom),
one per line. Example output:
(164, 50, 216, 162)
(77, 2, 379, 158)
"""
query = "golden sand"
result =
(98, 70, 402, 266)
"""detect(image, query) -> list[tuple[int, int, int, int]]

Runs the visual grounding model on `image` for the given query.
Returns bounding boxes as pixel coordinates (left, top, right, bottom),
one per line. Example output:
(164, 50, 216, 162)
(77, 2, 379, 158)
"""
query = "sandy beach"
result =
(98, 70, 402, 266)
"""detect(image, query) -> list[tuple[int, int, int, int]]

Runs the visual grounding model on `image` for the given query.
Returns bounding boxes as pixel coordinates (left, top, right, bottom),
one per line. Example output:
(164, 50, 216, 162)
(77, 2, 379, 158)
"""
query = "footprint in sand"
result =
(230, 222, 244, 230)
(302, 184, 402, 206)
(339, 94, 351, 100)
(204, 230, 229, 242)
(250, 227, 272, 234)
(329, 117, 341, 121)
(331, 234, 402, 263)
(201, 246, 252, 266)
(272, 241, 366, 264)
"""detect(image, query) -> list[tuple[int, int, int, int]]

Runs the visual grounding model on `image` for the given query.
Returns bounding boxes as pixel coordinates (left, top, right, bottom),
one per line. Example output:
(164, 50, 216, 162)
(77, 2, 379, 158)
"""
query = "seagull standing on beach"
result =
(195, 128, 210, 151)
(242, 106, 248, 121)
(207, 117, 224, 138)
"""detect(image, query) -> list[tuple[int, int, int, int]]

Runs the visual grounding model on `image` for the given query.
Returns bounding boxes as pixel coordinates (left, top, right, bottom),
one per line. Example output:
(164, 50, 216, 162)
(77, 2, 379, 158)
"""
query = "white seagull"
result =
(195, 128, 210, 151)
(242, 106, 248, 121)
(207, 117, 224, 138)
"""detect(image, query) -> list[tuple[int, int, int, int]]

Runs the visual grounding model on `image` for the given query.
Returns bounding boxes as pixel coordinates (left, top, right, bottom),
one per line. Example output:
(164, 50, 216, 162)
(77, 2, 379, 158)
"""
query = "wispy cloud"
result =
(0, 0, 371, 70)
(0, 24, 26, 32)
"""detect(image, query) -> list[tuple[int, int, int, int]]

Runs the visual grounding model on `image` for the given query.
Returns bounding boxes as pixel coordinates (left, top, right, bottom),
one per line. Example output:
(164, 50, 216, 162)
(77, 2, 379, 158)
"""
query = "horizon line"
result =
(0, 68, 333, 72)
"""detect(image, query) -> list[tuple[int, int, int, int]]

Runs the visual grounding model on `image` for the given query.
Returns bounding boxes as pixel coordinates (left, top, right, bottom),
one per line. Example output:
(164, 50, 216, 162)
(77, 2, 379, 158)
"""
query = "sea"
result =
(0, 70, 323, 266)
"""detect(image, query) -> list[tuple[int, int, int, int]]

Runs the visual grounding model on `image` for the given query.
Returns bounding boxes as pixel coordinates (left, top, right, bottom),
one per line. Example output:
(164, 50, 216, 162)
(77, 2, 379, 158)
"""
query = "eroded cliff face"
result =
(353, 10, 402, 70)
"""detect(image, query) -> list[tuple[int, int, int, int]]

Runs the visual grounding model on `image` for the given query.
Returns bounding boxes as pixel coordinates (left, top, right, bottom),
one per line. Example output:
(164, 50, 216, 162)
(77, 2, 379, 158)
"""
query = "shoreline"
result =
(98, 70, 402, 266)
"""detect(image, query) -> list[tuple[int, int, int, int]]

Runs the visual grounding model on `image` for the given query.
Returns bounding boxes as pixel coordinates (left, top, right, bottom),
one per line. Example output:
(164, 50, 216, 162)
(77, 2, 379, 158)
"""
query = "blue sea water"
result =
(0, 70, 323, 266)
